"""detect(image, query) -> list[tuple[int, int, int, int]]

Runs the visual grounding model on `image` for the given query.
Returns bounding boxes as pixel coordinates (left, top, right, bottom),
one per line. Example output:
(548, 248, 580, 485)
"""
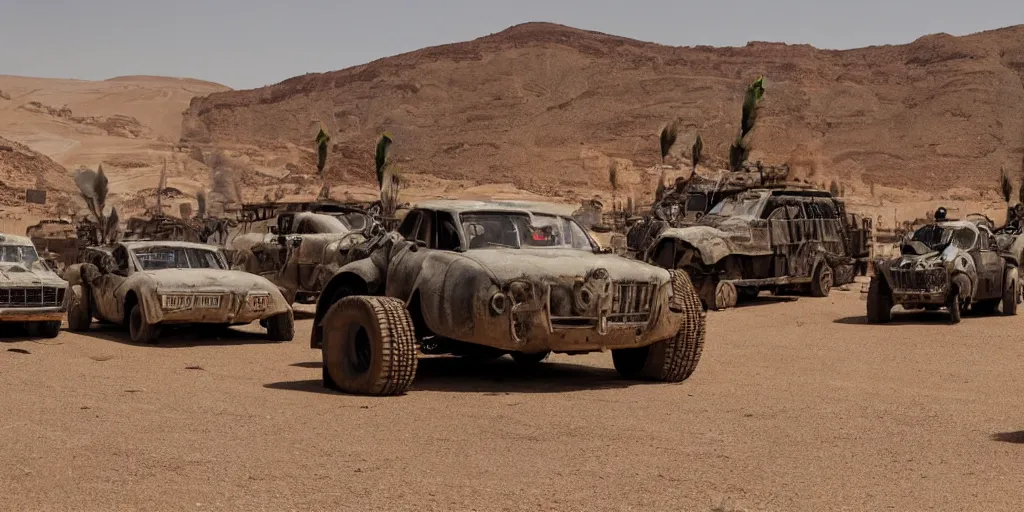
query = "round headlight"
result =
(490, 292, 507, 315)
(507, 281, 532, 304)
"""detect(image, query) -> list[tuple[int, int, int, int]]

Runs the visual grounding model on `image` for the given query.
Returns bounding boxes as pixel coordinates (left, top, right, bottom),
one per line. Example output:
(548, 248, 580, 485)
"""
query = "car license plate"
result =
(195, 295, 221, 309)
(164, 295, 193, 309)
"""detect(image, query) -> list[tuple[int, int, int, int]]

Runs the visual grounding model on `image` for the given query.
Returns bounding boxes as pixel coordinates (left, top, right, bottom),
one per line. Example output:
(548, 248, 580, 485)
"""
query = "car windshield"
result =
(331, 212, 370, 232)
(132, 246, 227, 270)
(299, 214, 350, 234)
(0, 245, 48, 271)
(707, 191, 765, 218)
(685, 193, 709, 215)
(461, 212, 594, 250)
(910, 225, 977, 251)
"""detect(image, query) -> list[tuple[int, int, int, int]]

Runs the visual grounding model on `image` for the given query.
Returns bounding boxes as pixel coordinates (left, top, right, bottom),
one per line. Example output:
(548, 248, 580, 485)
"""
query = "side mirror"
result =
(292, 237, 302, 248)
(269, 226, 279, 235)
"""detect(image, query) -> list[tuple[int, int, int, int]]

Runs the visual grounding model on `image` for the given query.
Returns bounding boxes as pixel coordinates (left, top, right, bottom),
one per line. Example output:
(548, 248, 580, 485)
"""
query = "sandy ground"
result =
(3, 289, 1024, 512)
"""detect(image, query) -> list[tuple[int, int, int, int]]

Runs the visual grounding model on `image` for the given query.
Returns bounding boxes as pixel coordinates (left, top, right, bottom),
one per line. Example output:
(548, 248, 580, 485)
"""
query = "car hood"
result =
(0, 263, 66, 286)
(886, 244, 962, 270)
(457, 249, 669, 284)
(139, 269, 282, 294)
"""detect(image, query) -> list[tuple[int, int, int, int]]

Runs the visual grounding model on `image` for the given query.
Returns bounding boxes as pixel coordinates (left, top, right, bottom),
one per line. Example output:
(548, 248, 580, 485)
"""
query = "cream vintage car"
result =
(0, 233, 68, 338)
(64, 240, 293, 344)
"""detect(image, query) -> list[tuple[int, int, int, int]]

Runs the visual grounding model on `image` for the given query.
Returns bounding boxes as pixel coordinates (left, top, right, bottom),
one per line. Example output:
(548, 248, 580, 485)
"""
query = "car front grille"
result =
(890, 268, 946, 292)
(609, 281, 655, 324)
(0, 286, 66, 307)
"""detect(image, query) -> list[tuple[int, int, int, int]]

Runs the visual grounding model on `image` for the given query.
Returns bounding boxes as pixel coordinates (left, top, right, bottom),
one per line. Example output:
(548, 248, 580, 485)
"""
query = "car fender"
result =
(649, 226, 732, 266)
(311, 258, 385, 349)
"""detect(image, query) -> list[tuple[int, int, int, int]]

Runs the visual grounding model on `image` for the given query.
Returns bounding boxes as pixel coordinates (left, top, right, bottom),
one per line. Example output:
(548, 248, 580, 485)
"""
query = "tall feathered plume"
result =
(660, 120, 681, 162)
(156, 158, 168, 215)
(690, 133, 703, 177)
(1000, 167, 1012, 204)
(729, 76, 765, 171)
(74, 164, 116, 243)
(375, 132, 393, 188)
(196, 190, 207, 219)
(315, 124, 331, 177)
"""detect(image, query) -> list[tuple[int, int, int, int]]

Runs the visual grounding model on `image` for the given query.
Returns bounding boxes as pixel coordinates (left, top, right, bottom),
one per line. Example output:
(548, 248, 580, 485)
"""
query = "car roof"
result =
(0, 233, 36, 246)
(413, 199, 576, 216)
(934, 220, 980, 231)
(119, 240, 220, 251)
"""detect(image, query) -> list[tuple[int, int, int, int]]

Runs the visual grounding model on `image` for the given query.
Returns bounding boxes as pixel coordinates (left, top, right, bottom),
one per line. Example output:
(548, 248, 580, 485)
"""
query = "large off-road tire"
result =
(612, 270, 706, 382)
(810, 261, 834, 298)
(265, 311, 295, 342)
(511, 351, 550, 366)
(948, 290, 962, 325)
(1003, 267, 1019, 316)
(129, 303, 161, 344)
(866, 277, 893, 324)
(321, 296, 418, 396)
(709, 280, 737, 311)
(27, 321, 61, 339)
(67, 285, 92, 332)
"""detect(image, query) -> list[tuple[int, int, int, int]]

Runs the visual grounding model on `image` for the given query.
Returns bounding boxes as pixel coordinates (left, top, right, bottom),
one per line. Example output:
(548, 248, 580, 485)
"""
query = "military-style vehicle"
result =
(0, 233, 69, 338)
(310, 200, 707, 396)
(26, 219, 79, 273)
(64, 240, 294, 344)
(231, 211, 371, 303)
(646, 187, 869, 310)
(868, 220, 1020, 324)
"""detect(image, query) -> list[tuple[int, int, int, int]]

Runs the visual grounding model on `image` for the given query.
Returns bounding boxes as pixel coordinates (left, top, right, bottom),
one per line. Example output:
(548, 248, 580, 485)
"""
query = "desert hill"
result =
(183, 22, 1024, 210)
(0, 74, 230, 217)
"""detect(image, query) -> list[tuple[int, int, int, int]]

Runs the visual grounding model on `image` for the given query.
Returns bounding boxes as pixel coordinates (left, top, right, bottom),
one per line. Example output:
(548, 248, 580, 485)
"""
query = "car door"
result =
(973, 228, 1004, 300)
(387, 210, 434, 301)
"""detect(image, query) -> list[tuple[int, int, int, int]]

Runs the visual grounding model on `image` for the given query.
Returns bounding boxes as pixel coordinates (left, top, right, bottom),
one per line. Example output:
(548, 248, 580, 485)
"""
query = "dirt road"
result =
(3, 289, 1024, 511)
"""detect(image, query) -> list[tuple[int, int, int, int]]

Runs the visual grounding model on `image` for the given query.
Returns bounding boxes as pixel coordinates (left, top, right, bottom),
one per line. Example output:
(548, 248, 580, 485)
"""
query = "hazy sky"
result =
(2, 0, 1021, 90)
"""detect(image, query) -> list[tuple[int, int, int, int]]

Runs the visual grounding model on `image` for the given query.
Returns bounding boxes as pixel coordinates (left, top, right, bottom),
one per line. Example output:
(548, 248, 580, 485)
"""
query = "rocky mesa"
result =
(182, 22, 1024, 203)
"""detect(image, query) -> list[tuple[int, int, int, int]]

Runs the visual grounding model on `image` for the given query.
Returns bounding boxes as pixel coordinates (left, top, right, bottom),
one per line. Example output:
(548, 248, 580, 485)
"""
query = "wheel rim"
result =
(820, 266, 833, 294)
(348, 326, 372, 375)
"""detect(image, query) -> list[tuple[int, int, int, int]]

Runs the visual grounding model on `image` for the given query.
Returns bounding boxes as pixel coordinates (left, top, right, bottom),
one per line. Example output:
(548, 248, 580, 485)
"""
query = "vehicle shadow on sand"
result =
(733, 295, 799, 309)
(991, 431, 1024, 444)
(834, 309, 997, 326)
(74, 323, 278, 347)
(267, 356, 636, 395)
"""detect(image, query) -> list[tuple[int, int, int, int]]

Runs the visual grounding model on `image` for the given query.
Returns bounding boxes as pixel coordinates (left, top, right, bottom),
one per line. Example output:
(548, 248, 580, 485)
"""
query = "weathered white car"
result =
(64, 241, 294, 344)
(312, 200, 707, 395)
(0, 233, 68, 338)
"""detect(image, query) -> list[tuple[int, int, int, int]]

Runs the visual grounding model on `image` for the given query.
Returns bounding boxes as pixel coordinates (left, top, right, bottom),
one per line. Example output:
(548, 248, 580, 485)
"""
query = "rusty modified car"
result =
(646, 187, 867, 310)
(64, 240, 294, 344)
(0, 234, 68, 338)
(231, 211, 370, 304)
(310, 200, 707, 396)
(868, 220, 1020, 324)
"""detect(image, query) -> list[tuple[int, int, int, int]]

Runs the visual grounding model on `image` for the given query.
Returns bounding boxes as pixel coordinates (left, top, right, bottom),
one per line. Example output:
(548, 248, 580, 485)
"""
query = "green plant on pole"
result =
(729, 76, 765, 172)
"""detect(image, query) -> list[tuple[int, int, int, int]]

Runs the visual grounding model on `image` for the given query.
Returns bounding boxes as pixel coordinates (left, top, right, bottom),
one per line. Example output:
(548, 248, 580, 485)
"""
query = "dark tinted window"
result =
(397, 210, 421, 239)
(436, 212, 461, 250)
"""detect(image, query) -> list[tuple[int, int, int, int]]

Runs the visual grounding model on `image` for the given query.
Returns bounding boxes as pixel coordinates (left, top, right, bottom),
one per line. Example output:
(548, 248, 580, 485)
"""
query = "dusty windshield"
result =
(460, 212, 594, 250)
(300, 214, 350, 234)
(332, 212, 369, 232)
(910, 225, 977, 251)
(132, 246, 227, 270)
(707, 191, 765, 218)
(0, 245, 49, 271)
